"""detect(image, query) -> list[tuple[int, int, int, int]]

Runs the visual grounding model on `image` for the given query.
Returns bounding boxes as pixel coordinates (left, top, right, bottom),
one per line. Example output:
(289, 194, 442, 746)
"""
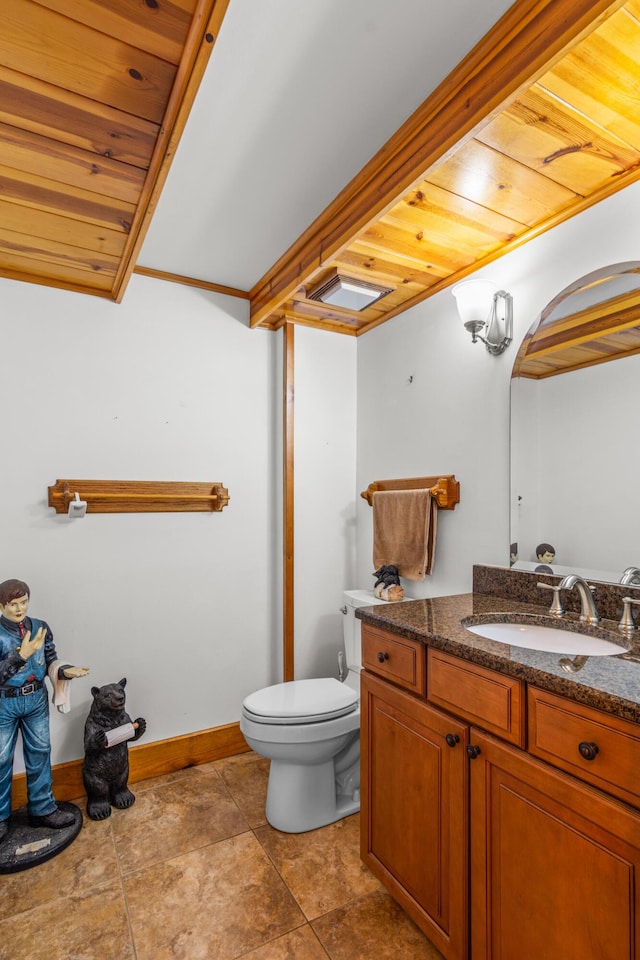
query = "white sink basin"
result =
(465, 621, 627, 656)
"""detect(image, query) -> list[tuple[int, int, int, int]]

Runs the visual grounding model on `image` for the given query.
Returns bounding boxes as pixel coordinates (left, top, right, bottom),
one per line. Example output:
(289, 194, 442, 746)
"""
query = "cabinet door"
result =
(361, 671, 469, 960)
(470, 728, 640, 960)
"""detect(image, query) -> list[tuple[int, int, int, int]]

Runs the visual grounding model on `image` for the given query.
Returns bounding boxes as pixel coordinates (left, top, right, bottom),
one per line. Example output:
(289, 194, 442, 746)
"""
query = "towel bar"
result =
(48, 480, 230, 514)
(360, 475, 460, 510)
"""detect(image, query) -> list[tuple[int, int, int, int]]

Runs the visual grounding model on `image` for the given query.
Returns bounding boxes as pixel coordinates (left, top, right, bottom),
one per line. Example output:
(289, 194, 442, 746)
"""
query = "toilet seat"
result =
(242, 678, 358, 725)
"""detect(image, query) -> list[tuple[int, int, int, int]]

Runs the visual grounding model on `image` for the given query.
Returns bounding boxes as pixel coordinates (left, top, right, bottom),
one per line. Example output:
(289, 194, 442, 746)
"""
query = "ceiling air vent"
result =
(308, 273, 393, 312)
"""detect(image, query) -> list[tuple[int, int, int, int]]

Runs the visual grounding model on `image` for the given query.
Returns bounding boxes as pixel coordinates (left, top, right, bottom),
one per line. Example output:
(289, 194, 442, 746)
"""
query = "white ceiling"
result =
(138, 0, 516, 293)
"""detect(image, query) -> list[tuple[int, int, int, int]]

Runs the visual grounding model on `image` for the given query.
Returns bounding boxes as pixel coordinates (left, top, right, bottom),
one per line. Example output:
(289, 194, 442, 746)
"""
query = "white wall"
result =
(514, 354, 640, 574)
(355, 181, 640, 597)
(1, 275, 281, 770)
(294, 326, 358, 679)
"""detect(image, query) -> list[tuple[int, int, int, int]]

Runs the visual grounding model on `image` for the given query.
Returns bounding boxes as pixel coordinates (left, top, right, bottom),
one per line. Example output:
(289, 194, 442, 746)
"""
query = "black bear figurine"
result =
(82, 678, 146, 821)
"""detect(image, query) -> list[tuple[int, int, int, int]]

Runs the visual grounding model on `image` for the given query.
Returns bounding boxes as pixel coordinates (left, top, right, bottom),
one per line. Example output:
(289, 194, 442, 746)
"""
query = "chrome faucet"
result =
(620, 566, 640, 586)
(558, 574, 599, 624)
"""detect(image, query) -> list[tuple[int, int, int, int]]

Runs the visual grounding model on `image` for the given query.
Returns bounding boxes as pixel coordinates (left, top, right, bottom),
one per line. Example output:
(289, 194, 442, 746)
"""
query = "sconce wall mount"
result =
(452, 279, 513, 356)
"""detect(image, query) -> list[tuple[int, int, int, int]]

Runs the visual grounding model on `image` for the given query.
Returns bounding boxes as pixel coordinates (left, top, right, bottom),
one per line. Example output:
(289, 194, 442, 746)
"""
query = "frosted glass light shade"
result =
(452, 278, 513, 355)
(451, 278, 497, 329)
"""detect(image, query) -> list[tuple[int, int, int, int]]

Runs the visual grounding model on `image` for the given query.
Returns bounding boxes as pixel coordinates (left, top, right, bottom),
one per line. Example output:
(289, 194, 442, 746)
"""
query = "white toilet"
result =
(240, 589, 385, 833)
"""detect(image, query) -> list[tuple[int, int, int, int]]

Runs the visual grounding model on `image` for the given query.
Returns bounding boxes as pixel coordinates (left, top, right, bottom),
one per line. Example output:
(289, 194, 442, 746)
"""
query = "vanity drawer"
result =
(362, 625, 426, 696)
(427, 648, 525, 747)
(528, 687, 640, 809)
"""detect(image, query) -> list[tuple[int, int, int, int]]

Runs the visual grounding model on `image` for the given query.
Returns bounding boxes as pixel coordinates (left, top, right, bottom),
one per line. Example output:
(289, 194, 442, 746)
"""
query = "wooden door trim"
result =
(283, 322, 295, 680)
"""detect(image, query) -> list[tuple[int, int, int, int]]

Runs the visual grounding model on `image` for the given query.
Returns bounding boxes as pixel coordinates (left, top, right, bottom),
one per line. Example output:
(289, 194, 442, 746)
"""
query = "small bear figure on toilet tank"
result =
(372, 565, 404, 601)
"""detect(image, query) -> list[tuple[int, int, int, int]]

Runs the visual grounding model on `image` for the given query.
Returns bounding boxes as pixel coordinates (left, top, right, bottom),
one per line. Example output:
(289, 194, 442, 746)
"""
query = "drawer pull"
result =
(578, 741, 599, 761)
(445, 733, 460, 748)
(466, 744, 482, 760)
(377, 651, 389, 663)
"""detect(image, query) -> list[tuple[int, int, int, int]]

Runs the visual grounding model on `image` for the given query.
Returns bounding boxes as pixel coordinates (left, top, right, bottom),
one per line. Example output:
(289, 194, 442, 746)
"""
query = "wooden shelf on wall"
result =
(48, 480, 230, 514)
(360, 475, 460, 510)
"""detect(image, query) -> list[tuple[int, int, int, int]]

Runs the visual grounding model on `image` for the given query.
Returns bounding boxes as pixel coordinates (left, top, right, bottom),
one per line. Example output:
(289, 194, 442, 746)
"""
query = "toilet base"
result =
(265, 757, 360, 834)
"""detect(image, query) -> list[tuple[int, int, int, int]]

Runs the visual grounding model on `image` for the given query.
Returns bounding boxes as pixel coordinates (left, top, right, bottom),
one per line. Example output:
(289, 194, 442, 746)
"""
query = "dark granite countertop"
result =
(357, 592, 640, 724)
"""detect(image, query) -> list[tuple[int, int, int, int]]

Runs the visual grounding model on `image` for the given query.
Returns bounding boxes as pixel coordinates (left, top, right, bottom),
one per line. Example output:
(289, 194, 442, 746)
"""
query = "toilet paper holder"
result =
(68, 491, 87, 519)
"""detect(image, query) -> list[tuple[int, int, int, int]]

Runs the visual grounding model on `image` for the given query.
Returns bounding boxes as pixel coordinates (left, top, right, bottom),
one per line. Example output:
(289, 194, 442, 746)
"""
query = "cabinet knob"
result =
(445, 733, 460, 748)
(578, 741, 599, 761)
(377, 651, 389, 663)
(466, 744, 482, 760)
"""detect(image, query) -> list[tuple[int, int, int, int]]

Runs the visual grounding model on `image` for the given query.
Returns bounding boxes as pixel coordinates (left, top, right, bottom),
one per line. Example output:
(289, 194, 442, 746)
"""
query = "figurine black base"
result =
(0, 801, 82, 873)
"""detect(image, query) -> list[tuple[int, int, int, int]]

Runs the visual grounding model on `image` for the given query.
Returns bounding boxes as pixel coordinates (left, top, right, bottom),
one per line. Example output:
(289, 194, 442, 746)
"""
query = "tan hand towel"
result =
(373, 488, 438, 581)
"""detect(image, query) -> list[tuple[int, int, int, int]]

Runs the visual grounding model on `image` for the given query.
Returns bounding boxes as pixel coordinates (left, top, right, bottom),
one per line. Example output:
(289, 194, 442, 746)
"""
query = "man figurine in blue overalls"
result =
(0, 578, 89, 842)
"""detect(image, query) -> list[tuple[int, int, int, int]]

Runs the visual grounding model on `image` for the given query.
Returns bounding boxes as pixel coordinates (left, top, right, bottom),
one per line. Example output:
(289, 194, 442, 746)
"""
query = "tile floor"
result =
(0, 752, 445, 960)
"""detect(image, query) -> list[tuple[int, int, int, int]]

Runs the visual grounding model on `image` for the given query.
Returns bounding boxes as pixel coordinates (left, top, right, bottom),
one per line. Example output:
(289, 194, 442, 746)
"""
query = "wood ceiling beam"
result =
(249, 0, 627, 329)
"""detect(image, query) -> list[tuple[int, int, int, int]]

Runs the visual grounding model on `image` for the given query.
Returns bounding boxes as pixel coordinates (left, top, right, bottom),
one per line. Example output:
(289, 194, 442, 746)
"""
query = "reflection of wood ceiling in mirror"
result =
(2, 0, 640, 329)
(514, 285, 640, 378)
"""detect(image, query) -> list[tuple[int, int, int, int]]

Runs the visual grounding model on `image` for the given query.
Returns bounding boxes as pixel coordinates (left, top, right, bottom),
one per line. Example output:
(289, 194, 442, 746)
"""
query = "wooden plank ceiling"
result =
(1, 0, 640, 361)
(0, 0, 229, 299)
(250, 0, 640, 342)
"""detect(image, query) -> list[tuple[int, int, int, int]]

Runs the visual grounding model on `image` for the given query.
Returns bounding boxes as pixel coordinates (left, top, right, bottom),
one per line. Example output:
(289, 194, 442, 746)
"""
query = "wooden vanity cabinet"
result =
(469, 727, 640, 960)
(361, 621, 640, 960)
(360, 670, 469, 960)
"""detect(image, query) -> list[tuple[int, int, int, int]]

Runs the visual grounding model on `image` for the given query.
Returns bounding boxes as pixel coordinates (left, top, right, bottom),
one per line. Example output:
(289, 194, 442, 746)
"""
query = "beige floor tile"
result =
(0, 880, 134, 960)
(311, 889, 445, 960)
(214, 750, 270, 827)
(130, 760, 240, 793)
(240, 925, 331, 959)
(1, 761, 445, 960)
(124, 831, 305, 960)
(128, 767, 198, 793)
(110, 768, 249, 873)
(0, 814, 118, 922)
(255, 814, 383, 920)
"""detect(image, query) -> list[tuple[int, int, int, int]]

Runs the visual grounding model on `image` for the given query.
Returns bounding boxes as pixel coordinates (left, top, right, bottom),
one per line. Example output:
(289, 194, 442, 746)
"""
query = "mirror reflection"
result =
(510, 261, 640, 585)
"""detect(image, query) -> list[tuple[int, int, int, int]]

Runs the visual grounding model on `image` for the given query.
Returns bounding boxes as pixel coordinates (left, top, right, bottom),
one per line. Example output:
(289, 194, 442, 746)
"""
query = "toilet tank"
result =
(342, 589, 386, 671)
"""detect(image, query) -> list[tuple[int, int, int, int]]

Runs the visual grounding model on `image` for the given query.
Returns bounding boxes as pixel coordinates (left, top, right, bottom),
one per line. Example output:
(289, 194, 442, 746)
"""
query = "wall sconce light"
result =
(452, 278, 513, 356)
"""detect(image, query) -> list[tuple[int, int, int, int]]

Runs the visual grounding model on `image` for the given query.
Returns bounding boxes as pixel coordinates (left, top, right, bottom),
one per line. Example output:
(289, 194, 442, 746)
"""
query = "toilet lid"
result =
(242, 678, 358, 724)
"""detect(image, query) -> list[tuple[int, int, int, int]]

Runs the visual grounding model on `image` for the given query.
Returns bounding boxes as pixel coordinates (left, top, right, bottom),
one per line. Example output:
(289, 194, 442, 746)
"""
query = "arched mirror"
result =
(510, 261, 640, 585)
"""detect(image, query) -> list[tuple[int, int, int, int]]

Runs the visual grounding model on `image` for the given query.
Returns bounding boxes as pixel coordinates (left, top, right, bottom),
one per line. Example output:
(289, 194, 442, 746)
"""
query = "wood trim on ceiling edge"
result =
(133, 265, 249, 299)
(10, 721, 250, 810)
(0, 267, 117, 299)
(112, 0, 232, 303)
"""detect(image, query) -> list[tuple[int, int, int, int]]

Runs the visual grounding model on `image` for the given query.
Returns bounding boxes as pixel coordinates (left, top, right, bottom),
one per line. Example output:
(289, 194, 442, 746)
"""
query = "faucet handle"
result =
(537, 582, 565, 617)
(618, 596, 640, 636)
